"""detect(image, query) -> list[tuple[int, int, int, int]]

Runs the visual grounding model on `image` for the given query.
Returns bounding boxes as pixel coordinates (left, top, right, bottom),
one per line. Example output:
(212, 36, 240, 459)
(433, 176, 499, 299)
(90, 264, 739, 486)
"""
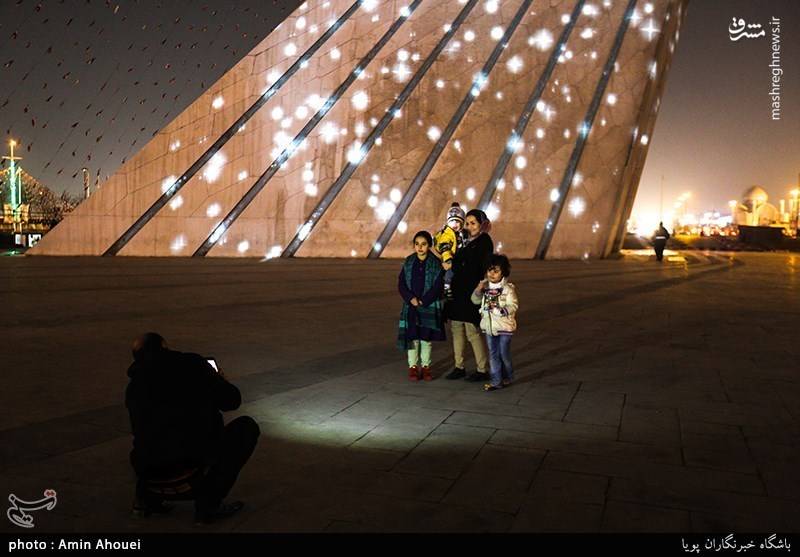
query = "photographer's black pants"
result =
(134, 416, 260, 511)
(195, 416, 260, 512)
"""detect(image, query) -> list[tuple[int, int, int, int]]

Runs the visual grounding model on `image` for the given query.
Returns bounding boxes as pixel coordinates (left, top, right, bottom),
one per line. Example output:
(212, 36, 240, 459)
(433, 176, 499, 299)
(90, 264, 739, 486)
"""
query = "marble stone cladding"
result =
(30, 0, 688, 259)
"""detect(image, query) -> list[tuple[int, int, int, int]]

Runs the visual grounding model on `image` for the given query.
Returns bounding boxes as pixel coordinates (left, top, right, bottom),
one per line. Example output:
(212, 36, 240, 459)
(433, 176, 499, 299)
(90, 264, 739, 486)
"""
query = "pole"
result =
(3, 140, 23, 223)
(82, 168, 90, 199)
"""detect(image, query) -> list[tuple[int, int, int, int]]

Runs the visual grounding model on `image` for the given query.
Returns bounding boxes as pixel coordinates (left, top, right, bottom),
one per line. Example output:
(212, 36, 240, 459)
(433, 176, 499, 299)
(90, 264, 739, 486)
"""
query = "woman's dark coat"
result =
(444, 232, 494, 325)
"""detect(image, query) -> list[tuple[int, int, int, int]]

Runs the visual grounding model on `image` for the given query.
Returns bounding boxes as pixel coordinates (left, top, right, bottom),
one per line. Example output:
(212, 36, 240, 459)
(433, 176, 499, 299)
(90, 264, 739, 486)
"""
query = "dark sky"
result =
(1, 0, 798, 217)
(0, 0, 301, 192)
(635, 0, 800, 220)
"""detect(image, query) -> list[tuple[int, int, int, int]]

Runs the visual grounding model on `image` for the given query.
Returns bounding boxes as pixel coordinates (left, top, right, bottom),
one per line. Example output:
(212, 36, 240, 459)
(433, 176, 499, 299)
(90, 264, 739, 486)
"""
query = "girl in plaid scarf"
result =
(397, 231, 446, 381)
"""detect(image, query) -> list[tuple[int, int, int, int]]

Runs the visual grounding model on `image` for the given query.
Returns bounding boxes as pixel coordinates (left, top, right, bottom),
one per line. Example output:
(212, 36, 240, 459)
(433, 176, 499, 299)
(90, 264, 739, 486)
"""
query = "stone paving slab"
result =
(1, 253, 798, 532)
(441, 445, 545, 514)
(542, 451, 765, 495)
(445, 410, 619, 440)
(490, 429, 682, 465)
(528, 469, 609, 505)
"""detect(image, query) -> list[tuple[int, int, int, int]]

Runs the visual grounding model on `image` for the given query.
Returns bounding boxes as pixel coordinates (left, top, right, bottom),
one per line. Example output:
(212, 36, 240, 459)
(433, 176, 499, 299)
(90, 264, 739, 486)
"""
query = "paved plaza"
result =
(1, 251, 798, 533)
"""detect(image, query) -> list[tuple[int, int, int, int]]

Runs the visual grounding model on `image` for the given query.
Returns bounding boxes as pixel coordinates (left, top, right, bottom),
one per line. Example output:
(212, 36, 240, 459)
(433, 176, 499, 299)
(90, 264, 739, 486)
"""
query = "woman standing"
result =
(444, 209, 493, 382)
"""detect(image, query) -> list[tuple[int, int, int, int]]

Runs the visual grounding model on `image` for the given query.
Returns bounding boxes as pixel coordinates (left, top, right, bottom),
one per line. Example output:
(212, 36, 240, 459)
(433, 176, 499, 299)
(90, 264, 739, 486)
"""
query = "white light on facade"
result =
(347, 142, 366, 164)
(642, 19, 659, 40)
(265, 245, 282, 260)
(297, 222, 313, 240)
(506, 56, 523, 73)
(306, 94, 325, 110)
(206, 203, 221, 218)
(320, 122, 338, 144)
(569, 197, 586, 217)
(161, 175, 177, 194)
(352, 90, 369, 111)
(170, 235, 187, 253)
(486, 202, 500, 221)
(203, 153, 226, 183)
(392, 63, 411, 82)
(377, 200, 396, 221)
(529, 29, 554, 51)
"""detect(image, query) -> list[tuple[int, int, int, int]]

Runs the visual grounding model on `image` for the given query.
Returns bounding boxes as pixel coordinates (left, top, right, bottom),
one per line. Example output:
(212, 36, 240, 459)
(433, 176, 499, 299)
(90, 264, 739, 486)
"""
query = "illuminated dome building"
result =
(31, 0, 688, 259)
(735, 186, 778, 227)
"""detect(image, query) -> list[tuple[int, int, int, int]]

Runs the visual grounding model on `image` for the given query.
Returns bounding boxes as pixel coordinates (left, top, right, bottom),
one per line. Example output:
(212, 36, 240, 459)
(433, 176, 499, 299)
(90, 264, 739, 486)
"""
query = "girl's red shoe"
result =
(421, 366, 433, 381)
(408, 366, 420, 381)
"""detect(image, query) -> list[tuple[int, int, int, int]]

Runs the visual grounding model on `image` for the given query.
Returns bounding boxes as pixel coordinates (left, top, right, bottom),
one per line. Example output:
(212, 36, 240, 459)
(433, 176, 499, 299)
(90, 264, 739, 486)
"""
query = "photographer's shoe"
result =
(194, 501, 244, 525)
(132, 499, 174, 518)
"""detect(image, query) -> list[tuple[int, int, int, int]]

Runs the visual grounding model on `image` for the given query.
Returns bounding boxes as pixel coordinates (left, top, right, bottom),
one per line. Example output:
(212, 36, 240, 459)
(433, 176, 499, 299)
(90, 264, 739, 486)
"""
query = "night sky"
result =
(635, 0, 799, 220)
(1, 0, 798, 219)
(0, 0, 302, 191)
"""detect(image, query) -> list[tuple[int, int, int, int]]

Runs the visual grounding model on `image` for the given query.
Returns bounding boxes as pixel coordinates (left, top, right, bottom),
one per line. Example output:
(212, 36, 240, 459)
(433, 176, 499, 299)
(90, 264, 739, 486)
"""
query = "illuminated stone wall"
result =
(31, 0, 688, 259)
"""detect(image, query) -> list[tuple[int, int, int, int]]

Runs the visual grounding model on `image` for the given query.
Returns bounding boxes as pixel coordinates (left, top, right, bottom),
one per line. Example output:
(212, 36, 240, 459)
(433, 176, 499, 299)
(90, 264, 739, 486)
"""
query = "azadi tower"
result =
(31, 0, 687, 259)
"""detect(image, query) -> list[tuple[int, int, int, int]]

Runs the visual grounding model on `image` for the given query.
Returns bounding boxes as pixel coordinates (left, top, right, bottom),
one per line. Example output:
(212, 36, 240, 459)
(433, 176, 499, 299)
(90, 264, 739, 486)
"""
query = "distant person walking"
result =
(652, 222, 670, 262)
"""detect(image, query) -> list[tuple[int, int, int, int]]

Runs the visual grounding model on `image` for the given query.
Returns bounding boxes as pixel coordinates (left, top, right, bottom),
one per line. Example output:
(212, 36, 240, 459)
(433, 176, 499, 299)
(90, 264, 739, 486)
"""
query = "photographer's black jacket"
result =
(125, 350, 241, 474)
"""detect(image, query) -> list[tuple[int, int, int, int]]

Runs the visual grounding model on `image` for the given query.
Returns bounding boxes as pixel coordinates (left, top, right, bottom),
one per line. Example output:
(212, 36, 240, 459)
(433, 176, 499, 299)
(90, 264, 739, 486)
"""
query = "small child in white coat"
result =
(471, 254, 518, 391)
